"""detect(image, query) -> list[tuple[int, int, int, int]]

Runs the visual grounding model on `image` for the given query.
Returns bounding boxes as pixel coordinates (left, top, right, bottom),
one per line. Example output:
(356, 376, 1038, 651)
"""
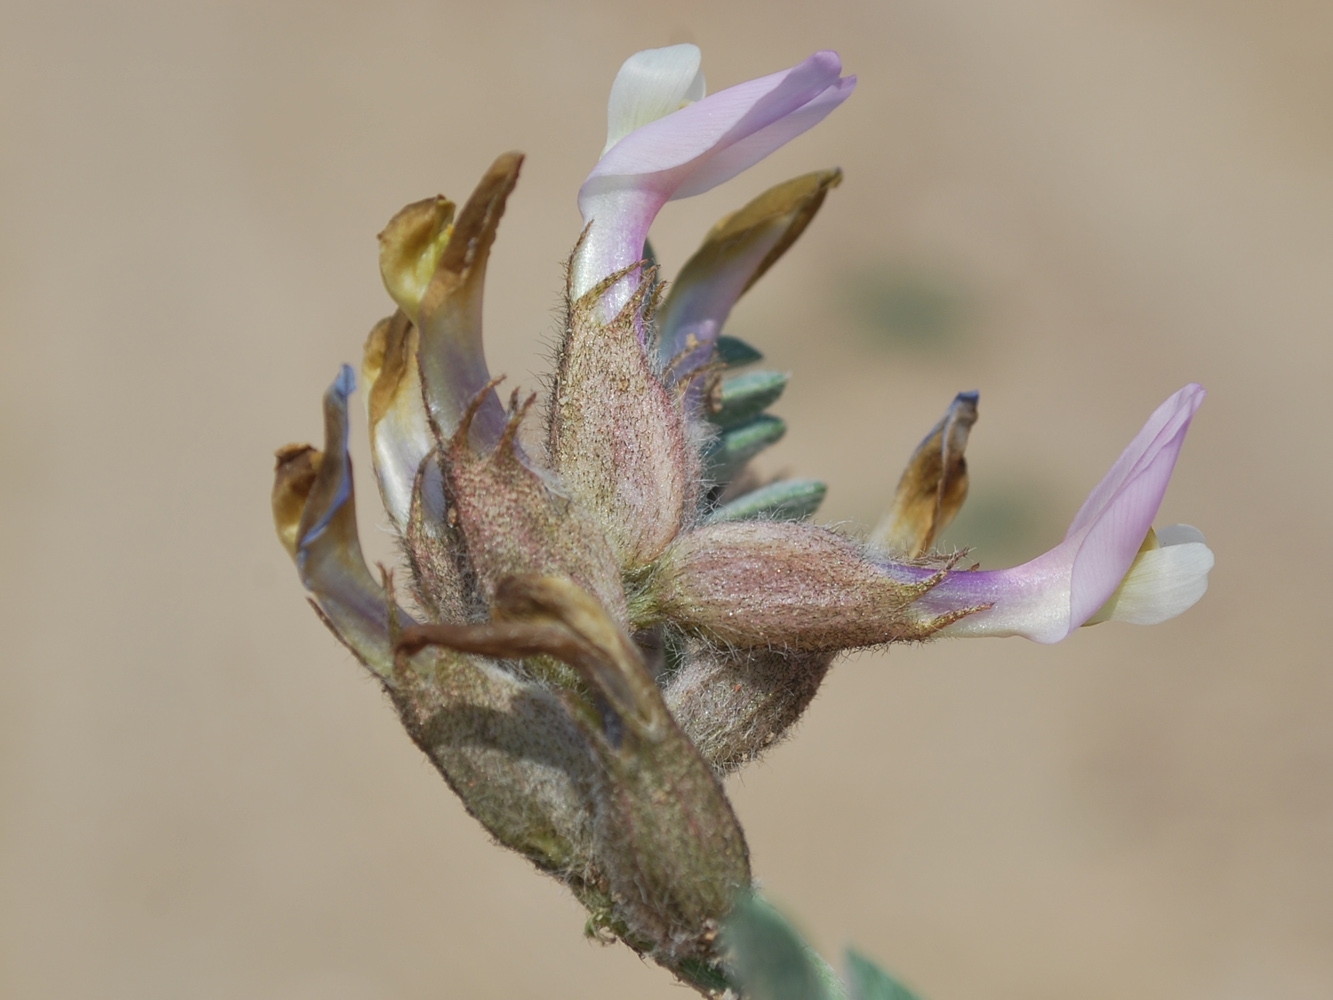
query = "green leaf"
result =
(707, 479, 827, 524)
(711, 370, 790, 429)
(704, 415, 786, 485)
(674, 956, 732, 994)
(723, 894, 843, 1000)
(845, 948, 925, 1000)
(715, 335, 765, 368)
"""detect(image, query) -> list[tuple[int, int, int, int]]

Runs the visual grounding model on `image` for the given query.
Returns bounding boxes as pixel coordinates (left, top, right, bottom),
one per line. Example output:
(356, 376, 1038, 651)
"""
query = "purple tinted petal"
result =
(571, 186, 665, 306)
(877, 551, 1076, 643)
(415, 154, 524, 451)
(584, 52, 845, 186)
(657, 169, 842, 373)
(1065, 384, 1205, 538)
(1064, 384, 1204, 626)
(602, 44, 705, 154)
(672, 75, 855, 199)
(657, 234, 774, 365)
(571, 52, 854, 305)
(419, 299, 508, 449)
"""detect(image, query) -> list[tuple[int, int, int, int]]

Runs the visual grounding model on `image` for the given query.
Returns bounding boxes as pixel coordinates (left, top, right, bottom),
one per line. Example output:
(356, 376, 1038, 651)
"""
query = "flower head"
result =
(271, 45, 1210, 994)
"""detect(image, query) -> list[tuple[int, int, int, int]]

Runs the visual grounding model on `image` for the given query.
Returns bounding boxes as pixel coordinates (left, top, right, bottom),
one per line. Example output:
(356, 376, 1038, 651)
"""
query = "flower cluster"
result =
(271, 45, 1212, 993)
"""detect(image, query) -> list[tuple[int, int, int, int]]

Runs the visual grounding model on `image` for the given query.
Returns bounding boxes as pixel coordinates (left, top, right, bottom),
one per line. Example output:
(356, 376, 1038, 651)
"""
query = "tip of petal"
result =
(332, 363, 356, 400)
(378, 196, 457, 322)
(808, 50, 843, 74)
(1064, 383, 1207, 627)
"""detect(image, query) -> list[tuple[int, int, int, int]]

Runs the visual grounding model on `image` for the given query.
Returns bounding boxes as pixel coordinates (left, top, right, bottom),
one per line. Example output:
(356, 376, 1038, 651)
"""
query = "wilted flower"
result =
(271, 45, 1212, 995)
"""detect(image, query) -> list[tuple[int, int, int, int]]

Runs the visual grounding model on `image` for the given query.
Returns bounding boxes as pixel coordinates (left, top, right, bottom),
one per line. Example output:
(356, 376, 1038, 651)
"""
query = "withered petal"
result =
(272, 366, 418, 677)
(657, 169, 842, 372)
(378, 195, 456, 323)
(872, 391, 978, 558)
(362, 311, 434, 531)
(417, 153, 524, 451)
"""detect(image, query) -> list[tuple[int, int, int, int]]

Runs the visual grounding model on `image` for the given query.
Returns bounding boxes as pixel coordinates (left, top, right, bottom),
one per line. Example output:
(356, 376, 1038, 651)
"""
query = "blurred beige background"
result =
(2, 1, 1330, 998)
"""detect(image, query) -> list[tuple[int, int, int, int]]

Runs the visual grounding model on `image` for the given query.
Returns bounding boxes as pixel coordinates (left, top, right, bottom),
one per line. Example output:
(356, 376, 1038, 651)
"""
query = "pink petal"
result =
(1064, 383, 1205, 626)
(571, 51, 854, 304)
(584, 52, 849, 194)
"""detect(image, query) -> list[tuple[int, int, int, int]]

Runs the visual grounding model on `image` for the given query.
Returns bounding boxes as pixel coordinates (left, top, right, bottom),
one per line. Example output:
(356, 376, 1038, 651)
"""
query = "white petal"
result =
(603, 44, 705, 154)
(1086, 527, 1214, 626)
(1156, 523, 1207, 546)
(370, 386, 432, 531)
(362, 321, 434, 532)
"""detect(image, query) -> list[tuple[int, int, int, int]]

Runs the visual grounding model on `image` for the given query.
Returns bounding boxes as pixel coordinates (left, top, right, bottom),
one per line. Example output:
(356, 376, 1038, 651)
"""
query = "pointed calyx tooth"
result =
(443, 386, 628, 623)
(378, 195, 456, 323)
(872, 391, 979, 558)
(403, 449, 477, 625)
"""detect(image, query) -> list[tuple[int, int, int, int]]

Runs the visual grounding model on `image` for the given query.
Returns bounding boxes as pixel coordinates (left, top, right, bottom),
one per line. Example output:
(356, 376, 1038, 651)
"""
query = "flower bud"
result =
(547, 268, 698, 569)
(663, 641, 835, 773)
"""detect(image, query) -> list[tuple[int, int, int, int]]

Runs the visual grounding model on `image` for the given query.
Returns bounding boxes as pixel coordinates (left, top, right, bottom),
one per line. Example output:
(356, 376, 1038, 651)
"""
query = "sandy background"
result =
(2, 1, 1330, 998)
